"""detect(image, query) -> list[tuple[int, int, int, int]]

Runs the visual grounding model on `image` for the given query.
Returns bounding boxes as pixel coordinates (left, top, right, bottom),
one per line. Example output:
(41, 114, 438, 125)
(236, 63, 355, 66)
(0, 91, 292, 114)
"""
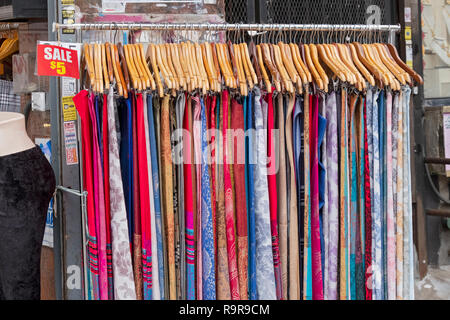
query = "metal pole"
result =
(53, 22, 402, 33)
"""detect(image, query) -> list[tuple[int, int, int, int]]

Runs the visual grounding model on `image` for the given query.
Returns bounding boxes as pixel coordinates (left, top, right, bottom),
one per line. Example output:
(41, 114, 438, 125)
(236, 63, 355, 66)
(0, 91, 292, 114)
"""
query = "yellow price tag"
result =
(50, 61, 66, 75)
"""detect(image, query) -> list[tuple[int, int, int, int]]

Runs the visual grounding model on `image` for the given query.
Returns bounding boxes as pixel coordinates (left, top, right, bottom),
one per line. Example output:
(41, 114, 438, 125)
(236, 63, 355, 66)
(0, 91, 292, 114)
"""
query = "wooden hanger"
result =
(146, 44, 164, 97)
(374, 43, 405, 85)
(224, 43, 237, 89)
(256, 44, 272, 93)
(242, 43, 258, 86)
(261, 43, 281, 92)
(296, 44, 313, 84)
(386, 43, 423, 85)
(182, 42, 195, 90)
(365, 43, 396, 90)
(336, 43, 362, 89)
(273, 43, 294, 93)
(279, 42, 301, 93)
(191, 42, 204, 92)
(131, 44, 149, 89)
(289, 43, 308, 86)
(188, 42, 200, 90)
(195, 42, 209, 94)
(304, 44, 324, 91)
(105, 43, 114, 85)
(123, 44, 139, 90)
(109, 44, 124, 97)
(155, 44, 172, 90)
(347, 43, 375, 87)
(232, 43, 246, 95)
(341, 43, 366, 90)
(138, 43, 156, 90)
(208, 42, 220, 92)
(100, 44, 110, 90)
(227, 41, 241, 92)
(362, 44, 391, 88)
(83, 43, 96, 90)
(249, 41, 263, 87)
(316, 43, 344, 83)
(240, 43, 254, 91)
(330, 43, 356, 85)
(117, 43, 131, 92)
(112, 44, 128, 98)
(352, 42, 384, 87)
(162, 43, 178, 91)
(215, 43, 229, 88)
(170, 43, 185, 90)
(381, 44, 411, 85)
(178, 43, 191, 90)
(336, 43, 364, 90)
(201, 43, 215, 92)
(211, 42, 222, 92)
(94, 43, 104, 93)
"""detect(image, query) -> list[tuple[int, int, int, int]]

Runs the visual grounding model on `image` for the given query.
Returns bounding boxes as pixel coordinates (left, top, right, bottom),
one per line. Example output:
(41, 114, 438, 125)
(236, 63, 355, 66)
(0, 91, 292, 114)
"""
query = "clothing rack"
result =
(53, 21, 404, 299)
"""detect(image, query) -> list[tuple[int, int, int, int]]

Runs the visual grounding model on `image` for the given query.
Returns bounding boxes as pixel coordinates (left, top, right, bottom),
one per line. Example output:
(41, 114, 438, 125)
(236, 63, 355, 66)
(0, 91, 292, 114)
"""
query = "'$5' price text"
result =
(50, 61, 66, 75)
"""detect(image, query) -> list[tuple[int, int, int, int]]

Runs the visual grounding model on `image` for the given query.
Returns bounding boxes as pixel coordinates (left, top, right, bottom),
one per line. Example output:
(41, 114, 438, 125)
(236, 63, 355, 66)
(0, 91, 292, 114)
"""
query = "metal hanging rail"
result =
(53, 22, 401, 33)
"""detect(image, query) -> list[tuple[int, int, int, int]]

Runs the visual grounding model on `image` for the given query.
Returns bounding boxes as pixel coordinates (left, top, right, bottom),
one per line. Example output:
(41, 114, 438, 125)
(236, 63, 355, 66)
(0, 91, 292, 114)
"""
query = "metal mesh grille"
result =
(225, 0, 248, 23)
(264, 0, 393, 24)
(225, 0, 397, 25)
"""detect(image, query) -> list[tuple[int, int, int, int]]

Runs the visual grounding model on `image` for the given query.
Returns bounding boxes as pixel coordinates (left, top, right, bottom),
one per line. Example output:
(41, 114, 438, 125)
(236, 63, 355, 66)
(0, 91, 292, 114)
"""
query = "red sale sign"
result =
(37, 44, 79, 79)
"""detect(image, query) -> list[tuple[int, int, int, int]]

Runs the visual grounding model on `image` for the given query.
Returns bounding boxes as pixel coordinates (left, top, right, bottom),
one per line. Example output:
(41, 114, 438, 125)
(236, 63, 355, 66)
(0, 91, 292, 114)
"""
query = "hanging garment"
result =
(319, 93, 328, 300)
(277, 93, 289, 300)
(247, 92, 257, 300)
(349, 93, 358, 300)
(183, 94, 196, 300)
(200, 97, 216, 300)
(102, 93, 114, 299)
(253, 88, 277, 300)
(355, 96, 366, 301)
(222, 90, 240, 300)
(117, 96, 134, 245)
(286, 93, 300, 300)
(90, 94, 109, 300)
(73, 90, 99, 300)
(265, 92, 282, 300)
(371, 89, 384, 300)
(339, 87, 350, 300)
(136, 93, 153, 300)
(385, 90, 396, 300)
(379, 92, 387, 299)
(160, 95, 176, 300)
(363, 95, 373, 301)
(216, 94, 231, 300)
(310, 94, 324, 300)
(147, 94, 165, 300)
(106, 87, 136, 300)
(192, 96, 203, 300)
(208, 96, 217, 272)
(170, 98, 181, 299)
(403, 86, 414, 300)
(175, 93, 186, 300)
(303, 92, 312, 301)
(231, 97, 249, 300)
(324, 91, 339, 300)
(143, 93, 160, 300)
(396, 89, 405, 300)
(130, 93, 143, 300)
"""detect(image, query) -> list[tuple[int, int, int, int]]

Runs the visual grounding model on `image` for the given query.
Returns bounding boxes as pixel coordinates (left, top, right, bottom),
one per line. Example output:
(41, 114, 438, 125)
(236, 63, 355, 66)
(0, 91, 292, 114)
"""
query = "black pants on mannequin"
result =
(0, 146, 56, 300)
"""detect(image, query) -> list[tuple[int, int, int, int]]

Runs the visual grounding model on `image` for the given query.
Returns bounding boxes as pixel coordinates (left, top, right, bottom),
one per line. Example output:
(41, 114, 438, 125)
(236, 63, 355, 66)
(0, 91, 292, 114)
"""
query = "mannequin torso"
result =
(0, 112, 35, 157)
